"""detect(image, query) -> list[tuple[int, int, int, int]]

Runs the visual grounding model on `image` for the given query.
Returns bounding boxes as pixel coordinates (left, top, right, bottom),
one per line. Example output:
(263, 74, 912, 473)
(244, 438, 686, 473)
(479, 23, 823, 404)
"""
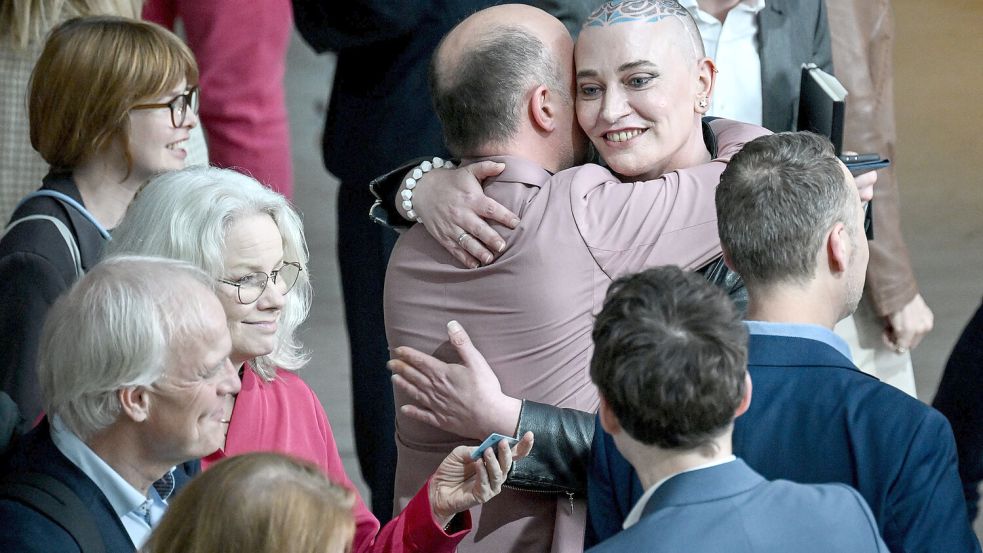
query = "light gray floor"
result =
(284, 0, 983, 540)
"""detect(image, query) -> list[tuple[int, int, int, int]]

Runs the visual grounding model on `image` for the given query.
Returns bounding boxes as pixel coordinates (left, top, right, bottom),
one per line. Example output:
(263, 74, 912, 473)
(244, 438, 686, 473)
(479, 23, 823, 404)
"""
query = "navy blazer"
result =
(587, 459, 887, 552)
(0, 420, 198, 552)
(588, 334, 980, 553)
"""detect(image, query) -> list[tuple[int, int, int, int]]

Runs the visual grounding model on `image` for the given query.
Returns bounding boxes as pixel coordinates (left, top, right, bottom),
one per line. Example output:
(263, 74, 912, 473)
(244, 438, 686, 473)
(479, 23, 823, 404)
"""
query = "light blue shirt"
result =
(49, 416, 170, 549)
(744, 320, 853, 361)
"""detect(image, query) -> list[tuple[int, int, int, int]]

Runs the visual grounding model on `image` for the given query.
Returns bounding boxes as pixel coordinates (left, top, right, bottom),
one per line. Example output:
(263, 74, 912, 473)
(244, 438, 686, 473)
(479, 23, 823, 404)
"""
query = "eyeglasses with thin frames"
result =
(131, 86, 200, 128)
(217, 262, 303, 305)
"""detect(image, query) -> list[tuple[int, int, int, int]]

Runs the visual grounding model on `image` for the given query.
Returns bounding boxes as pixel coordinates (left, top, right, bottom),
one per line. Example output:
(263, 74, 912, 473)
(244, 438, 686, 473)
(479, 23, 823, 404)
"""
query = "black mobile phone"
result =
(864, 201, 874, 240)
(839, 153, 890, 176)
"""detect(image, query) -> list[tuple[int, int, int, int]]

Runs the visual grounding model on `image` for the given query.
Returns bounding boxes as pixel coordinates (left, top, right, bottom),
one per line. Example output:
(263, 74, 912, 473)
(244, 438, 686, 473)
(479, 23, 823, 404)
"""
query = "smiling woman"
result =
(0, 16, 199, 425)
(107, 165, 533, 553)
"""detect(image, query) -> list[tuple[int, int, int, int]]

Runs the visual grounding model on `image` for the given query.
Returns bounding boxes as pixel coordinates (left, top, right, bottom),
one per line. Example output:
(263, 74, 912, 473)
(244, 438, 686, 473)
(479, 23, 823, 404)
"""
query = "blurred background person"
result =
(143, 452, 356, 553)
(0, 15, 200, 424)
(142, 0, 293, 196)
(827, 0, 932, 397)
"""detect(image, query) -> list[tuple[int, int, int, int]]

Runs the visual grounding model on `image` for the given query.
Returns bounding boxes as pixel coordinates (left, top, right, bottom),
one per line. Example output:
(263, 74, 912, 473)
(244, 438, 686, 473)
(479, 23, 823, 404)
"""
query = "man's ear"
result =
(598, 395, 622, 436)
(734, 373, 752, 418)
(694, 57, 716, 114)
(826, 222, 851, 275)
(529, 84, 557, 133)
(119, 386, 151, 423)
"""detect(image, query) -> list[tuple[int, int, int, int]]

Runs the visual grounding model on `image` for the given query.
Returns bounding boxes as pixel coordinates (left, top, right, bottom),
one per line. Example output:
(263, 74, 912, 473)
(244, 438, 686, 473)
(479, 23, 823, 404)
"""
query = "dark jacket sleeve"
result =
(887, 411, 981, 553)
(369, 157, 433, 229)
(586, 415, 637, 548)
(0, 499, 82, 553)
(291, 2, 436, 53)
(0, 250, 72, 423)
(505, 400, 594, 494)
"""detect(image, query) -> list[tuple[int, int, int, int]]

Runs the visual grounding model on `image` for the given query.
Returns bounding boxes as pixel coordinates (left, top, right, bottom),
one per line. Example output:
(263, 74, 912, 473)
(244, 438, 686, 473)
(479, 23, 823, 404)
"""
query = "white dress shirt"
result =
(681, 0, 767, 126)
(622, 455, 738, 529)
(49, 416, 171, 548)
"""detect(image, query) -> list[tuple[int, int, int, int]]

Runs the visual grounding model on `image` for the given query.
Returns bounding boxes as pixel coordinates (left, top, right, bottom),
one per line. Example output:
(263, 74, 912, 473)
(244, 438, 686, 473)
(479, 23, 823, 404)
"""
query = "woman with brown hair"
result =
(0, 15, 200, 424)
(0, 0, 209, 221)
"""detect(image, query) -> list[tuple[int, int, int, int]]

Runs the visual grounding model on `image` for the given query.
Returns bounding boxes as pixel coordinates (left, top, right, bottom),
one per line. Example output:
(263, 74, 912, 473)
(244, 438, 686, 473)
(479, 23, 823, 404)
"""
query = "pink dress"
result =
(203, 367, 468, 553)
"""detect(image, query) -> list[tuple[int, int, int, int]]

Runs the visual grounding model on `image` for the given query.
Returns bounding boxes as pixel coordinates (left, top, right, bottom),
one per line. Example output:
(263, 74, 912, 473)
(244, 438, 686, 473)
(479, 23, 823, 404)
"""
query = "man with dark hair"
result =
(589, 132, 980, 553)
(587, 266, 887, 552)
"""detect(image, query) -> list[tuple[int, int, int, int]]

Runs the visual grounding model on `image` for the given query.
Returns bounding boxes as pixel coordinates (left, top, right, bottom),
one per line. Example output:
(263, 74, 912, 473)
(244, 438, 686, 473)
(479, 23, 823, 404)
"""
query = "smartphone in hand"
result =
(470, 433, 519, 461)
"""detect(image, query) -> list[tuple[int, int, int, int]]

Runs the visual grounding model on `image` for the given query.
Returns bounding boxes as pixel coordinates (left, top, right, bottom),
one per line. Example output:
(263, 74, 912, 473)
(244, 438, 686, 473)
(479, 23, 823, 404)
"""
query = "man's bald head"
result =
(583, 0, 705, 61)
(430, 4, 574, 156)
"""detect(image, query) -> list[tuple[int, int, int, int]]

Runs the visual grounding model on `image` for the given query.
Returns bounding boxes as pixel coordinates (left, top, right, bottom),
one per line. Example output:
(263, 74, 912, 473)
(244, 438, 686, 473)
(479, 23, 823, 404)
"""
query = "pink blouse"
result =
(203, 366, 469, 553)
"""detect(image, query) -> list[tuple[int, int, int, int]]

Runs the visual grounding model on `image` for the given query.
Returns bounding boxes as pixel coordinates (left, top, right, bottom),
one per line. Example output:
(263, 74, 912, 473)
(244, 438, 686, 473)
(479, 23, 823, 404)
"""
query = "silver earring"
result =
(698, 96, 709, 108)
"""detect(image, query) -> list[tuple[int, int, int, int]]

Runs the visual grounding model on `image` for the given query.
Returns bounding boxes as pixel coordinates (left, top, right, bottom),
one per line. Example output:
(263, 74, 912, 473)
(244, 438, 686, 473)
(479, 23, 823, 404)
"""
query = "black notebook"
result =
(796, 63, 848, 155)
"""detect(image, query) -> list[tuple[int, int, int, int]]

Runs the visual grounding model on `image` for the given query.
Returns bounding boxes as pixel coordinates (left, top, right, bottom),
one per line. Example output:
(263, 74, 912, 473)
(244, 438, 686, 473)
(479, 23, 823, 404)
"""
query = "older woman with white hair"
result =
(106, 166, 533, 553)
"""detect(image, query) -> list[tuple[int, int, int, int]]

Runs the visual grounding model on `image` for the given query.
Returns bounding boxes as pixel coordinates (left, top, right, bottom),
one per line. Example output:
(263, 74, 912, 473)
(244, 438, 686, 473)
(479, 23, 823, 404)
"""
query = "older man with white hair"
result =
(0, 256, 239, 553)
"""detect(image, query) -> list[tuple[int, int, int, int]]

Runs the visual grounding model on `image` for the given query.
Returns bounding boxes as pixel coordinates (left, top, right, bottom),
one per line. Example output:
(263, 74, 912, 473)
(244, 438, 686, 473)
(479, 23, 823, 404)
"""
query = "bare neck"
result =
(637, 120, 711, 181)
(745, 282, 845, 329)
(70, 156, 144, 230)
(617, 431, 733, 490)
(468, 131, 569, 174)
(697, 0, 743, 22)
(86, 426, 168, 496)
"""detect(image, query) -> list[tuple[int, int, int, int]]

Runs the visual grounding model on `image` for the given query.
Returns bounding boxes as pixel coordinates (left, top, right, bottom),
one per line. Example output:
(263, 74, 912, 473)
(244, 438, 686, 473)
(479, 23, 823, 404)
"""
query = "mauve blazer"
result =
(384, 118, 769, 553)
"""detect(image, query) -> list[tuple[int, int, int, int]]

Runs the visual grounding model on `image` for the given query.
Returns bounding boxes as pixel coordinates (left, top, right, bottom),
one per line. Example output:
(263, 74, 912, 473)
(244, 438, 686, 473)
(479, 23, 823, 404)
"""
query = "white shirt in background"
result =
(681, 0, 766, 126)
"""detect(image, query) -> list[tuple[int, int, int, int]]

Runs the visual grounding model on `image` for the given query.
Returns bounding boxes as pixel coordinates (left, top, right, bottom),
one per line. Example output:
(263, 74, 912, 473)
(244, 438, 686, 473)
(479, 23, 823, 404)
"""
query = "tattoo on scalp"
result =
(584, 0, 689, 27)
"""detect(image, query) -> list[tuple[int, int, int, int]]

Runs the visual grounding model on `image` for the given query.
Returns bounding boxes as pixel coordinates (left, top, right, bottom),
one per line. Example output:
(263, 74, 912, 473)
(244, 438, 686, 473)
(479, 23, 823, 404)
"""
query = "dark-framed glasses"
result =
(218, 262, 302, 305)
(131, 86, 200, 128)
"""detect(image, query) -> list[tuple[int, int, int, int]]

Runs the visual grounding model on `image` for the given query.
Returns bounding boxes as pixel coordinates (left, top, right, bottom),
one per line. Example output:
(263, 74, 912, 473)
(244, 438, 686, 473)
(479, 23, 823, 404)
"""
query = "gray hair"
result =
(716, 132, 855, 287)
(430, 25, 568, 156)
(39, 255, 215, 440)
(106, 167, 311, 380)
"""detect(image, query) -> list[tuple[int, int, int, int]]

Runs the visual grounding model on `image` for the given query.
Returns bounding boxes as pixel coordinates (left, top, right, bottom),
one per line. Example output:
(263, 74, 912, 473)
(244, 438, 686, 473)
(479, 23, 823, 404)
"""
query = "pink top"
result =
(385, 119, 770, 552)
(204, 367, 469, 553)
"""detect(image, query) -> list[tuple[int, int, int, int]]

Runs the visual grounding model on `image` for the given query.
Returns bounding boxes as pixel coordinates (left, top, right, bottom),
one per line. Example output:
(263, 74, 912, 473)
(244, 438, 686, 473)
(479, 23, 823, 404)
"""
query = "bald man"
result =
(382, 3, 769, 551)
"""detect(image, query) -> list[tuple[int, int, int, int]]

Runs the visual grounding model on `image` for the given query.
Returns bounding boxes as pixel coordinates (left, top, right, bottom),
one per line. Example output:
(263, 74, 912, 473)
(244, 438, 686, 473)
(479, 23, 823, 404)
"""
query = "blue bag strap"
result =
(14, 190, 111, 240)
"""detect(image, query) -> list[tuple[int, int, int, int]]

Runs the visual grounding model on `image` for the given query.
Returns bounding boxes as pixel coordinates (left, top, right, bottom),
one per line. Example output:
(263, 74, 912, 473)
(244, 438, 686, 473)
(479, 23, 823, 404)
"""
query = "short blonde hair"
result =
(143, 453, 356, 553)
(28, 15, 198, 173)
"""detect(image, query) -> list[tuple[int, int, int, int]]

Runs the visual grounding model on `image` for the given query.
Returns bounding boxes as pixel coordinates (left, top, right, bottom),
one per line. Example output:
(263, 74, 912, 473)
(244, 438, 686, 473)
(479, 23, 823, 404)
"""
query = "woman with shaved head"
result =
(372, 1, 784, 551)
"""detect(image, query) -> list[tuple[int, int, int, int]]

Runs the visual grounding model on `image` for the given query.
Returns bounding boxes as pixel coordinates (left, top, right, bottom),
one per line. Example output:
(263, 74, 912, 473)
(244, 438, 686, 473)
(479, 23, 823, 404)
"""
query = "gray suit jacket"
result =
(587, 459, 889, 553)
(758, 0, 833, 132)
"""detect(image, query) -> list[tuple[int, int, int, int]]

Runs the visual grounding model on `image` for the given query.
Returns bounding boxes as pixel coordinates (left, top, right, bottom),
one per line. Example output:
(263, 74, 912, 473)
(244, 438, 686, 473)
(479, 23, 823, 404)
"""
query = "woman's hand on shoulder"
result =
(405, 161, 519, 268)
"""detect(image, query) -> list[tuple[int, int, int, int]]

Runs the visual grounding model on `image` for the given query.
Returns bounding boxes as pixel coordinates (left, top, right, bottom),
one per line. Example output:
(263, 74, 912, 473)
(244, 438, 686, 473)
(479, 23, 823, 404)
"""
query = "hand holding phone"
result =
(470, 433, 519, 461)
(839, 153, 890, 176)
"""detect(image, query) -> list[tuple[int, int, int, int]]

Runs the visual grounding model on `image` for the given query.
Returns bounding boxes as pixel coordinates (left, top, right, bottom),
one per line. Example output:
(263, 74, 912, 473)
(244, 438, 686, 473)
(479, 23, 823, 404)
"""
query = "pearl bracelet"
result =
(400, 157, 454, 223)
